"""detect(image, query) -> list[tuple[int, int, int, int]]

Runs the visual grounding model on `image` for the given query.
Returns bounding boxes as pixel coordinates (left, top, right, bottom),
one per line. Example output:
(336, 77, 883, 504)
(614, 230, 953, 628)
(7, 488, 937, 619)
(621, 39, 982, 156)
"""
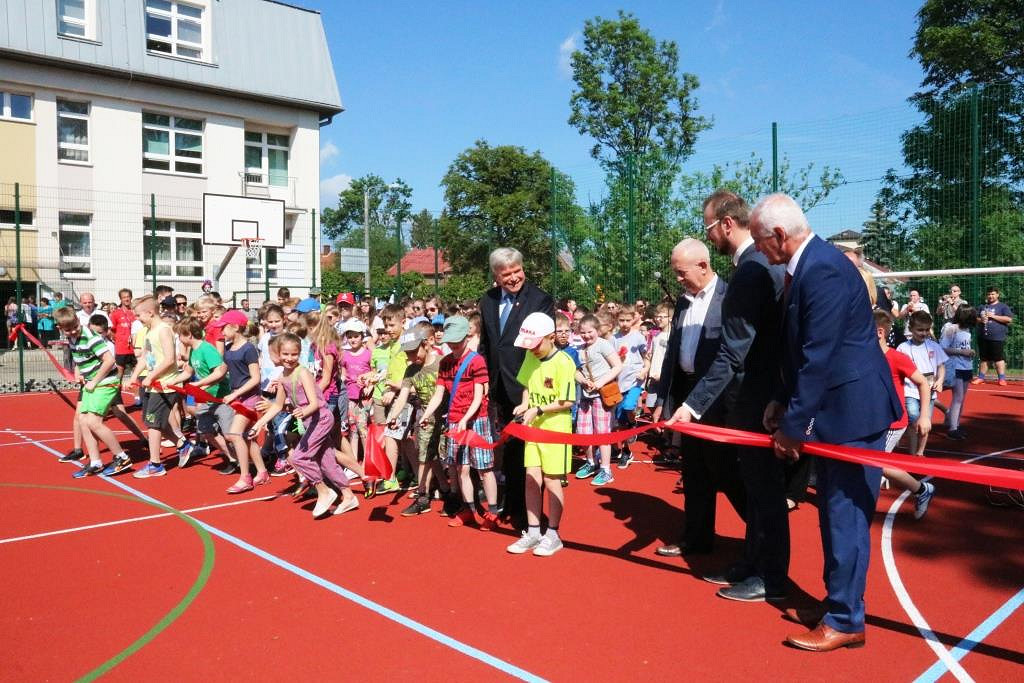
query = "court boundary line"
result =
(882, 444, 1024, 682)
(21, 435, 547, 683)
(0, 495, 278, 545)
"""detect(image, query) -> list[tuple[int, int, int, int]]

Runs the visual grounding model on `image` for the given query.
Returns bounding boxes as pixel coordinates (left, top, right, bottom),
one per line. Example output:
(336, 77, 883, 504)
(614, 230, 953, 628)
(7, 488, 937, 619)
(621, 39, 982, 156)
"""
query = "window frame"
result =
(142, 111, 204, 175)
(246, 245, 278, 281)
(58, 212, 93, 276)
(57, 99, 90, 164)
(143, 219, 205, 280)
(144, 0, 209, 62)
(0, 91, 34, 122)
(56, 0, 97, 41)
(243, 131, 290, 187)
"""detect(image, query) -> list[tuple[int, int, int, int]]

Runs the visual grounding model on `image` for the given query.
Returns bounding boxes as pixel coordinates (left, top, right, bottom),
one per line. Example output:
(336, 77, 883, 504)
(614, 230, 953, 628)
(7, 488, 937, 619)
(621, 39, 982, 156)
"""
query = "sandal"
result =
(227, 476, 254, 494)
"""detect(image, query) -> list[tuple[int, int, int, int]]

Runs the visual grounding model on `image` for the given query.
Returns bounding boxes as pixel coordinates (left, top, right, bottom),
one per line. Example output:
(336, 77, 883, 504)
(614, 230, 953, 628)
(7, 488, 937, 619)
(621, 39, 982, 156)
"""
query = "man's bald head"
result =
(670, 238, 715, 294)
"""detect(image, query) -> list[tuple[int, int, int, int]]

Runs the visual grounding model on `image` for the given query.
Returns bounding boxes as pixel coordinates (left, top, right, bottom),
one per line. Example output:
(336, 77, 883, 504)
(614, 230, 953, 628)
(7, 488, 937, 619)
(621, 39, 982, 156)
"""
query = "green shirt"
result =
(516, 349, 576, 434)
(189, 341, 230, 398)
(371, 343, 392, 400)
(401, 356, 440, 407)
(70, 327, 118, 385)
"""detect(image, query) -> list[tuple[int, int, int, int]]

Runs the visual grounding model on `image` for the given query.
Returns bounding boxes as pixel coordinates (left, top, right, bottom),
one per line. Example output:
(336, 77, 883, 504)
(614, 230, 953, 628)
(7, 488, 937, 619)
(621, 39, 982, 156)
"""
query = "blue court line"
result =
(26, 438, 546, 683)
(915, 587, 1024, 683)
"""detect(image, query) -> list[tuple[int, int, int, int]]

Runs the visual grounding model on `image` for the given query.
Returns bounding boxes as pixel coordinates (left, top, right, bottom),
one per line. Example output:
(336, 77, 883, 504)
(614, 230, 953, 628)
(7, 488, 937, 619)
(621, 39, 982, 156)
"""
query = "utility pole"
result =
(363, 189, 371, 294)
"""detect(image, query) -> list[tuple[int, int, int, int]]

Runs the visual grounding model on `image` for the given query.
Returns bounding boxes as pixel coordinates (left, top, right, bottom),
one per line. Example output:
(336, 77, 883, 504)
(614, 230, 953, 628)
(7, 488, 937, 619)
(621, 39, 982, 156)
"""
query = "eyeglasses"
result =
(704, 218, 721, 233)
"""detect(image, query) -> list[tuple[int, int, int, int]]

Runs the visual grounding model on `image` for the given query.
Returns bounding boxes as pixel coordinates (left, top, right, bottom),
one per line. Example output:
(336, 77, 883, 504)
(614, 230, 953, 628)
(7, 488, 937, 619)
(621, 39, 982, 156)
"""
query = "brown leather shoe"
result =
(786, 623, 865, 651)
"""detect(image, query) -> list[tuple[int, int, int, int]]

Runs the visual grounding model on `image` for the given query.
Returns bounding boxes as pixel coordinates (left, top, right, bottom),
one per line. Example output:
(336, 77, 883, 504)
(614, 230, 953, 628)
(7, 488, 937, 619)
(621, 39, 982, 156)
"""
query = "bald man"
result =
(75, 292, 110, 329)
(653, 238, 746, 557)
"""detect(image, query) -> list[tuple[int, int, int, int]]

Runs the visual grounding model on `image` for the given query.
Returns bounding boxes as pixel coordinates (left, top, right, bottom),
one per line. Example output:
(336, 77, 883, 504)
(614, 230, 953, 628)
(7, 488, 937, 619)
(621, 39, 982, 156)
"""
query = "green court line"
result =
(0, 483, 215, 682)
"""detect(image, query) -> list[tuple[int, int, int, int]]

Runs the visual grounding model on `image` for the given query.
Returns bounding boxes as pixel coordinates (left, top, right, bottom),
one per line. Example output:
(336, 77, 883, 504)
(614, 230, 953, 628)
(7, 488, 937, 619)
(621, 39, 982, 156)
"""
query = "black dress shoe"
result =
(703, 564, 754, 586)
(716, 576, 786, 602)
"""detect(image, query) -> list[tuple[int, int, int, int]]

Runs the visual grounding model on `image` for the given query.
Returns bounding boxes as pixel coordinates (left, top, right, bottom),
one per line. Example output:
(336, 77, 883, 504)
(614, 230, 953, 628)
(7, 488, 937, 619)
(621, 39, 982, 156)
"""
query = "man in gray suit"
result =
(653, 238, 746, 556)
(666, 190, 788, 602)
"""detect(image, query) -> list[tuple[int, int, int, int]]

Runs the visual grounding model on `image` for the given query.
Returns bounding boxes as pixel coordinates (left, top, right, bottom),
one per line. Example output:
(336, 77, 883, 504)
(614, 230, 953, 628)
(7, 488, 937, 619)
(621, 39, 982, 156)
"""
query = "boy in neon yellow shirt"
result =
(508, 313, 576, 557)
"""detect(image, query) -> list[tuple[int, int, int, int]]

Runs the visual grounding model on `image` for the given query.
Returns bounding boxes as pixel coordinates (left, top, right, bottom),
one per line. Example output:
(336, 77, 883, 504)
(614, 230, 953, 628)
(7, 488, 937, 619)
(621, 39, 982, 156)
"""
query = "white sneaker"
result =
(533, 535, 564, 557)
(507, 533, 541, 554)
(312, 489, 339, 518)
(333, 497, 360, 516)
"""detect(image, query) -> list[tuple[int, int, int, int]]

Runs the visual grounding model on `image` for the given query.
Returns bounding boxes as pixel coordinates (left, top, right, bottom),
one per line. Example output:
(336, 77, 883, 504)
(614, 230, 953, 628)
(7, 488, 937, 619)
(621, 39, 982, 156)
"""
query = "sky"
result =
(308, 0, 928, 237)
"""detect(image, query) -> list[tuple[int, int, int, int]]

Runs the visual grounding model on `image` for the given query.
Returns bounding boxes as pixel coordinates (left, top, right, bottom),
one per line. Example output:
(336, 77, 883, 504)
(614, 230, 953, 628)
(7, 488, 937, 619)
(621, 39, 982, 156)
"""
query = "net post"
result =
(15, 182, 24, 392)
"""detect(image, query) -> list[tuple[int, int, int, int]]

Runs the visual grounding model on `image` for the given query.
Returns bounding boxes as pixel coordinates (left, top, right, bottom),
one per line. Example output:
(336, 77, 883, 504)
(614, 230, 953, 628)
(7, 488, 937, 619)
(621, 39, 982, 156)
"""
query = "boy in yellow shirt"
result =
(508, 313, 576, 556)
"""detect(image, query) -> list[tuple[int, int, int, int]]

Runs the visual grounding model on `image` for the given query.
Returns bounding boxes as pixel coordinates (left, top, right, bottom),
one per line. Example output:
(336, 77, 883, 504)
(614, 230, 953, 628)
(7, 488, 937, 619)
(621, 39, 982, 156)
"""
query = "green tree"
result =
(409, 209, 437, 250)
(860, 172, 914, 270)
(320, 174, 412, 243)
(439, 140, 558, 282)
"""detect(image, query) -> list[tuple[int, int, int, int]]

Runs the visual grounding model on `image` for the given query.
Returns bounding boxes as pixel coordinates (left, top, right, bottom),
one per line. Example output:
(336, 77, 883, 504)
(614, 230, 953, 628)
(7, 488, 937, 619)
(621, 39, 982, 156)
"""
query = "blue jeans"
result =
(905, 396, 933, 425)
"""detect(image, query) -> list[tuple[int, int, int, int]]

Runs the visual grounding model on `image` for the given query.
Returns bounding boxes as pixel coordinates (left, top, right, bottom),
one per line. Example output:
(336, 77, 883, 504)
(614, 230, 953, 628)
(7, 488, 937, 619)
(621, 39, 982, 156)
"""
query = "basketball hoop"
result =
(241, 237, 264, 259)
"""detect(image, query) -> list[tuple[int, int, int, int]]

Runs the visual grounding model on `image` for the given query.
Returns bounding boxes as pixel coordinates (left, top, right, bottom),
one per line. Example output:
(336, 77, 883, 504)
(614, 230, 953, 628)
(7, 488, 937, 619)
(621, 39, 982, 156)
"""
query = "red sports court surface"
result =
(1, 384, 1022, 681)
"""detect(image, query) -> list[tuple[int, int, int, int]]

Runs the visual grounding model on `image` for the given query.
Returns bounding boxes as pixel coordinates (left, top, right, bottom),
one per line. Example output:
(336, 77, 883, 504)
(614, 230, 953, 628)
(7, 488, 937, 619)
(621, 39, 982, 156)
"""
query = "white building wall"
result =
(1, 57, 321, 306)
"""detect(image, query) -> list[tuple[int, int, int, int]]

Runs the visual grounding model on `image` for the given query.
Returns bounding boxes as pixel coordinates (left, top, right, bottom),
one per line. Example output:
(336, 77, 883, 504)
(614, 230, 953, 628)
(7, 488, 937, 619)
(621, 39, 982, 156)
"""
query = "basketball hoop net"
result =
(241, 237, 264, 259)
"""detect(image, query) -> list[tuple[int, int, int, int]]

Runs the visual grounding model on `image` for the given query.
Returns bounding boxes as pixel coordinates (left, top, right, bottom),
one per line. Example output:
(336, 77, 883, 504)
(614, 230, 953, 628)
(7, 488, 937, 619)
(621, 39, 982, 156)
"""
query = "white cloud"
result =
(319, 172, 352, 210)
(704, 0, 726, 32)
(319, 141, 339, 164)
(557, 32, 579, 79)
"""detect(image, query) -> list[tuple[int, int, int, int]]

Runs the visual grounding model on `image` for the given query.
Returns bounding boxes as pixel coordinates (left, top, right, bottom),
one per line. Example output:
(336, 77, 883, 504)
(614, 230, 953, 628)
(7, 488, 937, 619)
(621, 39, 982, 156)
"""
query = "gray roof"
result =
(827, 229, 863, 241)
(0, 0, 342, 117)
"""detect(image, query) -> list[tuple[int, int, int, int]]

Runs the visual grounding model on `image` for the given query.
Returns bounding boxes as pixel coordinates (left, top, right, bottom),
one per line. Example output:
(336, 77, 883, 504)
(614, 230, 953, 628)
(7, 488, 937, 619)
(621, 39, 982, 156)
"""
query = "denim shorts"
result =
(905, 396, 934, 424)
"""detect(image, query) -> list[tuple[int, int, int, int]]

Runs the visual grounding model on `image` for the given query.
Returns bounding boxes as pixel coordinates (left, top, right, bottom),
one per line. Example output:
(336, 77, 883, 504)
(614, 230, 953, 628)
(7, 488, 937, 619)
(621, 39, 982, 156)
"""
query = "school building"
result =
(0, 0, 342, 308)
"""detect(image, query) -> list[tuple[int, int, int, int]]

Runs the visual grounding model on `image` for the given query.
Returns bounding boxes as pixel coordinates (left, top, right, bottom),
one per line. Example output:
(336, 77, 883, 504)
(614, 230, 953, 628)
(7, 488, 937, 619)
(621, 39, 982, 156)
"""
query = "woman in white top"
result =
(939, 306, 977, 440)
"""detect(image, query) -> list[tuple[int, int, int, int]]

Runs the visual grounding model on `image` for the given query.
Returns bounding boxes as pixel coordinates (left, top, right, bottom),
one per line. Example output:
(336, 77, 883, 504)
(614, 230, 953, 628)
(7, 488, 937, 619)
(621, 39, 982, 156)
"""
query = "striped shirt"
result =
(70, 327, 118, 385)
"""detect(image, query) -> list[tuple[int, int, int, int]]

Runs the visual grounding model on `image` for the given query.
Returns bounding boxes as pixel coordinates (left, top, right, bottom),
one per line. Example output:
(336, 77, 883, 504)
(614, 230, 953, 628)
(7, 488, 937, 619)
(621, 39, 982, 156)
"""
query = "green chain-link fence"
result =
(546, 82, 1023, 371)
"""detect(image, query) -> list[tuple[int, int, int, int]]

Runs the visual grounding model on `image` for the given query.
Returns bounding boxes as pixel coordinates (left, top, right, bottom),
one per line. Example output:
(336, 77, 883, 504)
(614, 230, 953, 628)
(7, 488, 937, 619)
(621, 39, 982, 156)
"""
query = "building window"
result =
(145, 0, 205, 60)
(57, 99, 90, 162)
(244, 131, 290, 187)
(143, 219, 204, 278)
(0, 210, 34, 225)
(59, 213, 92, 274)
(57, 0, 95, 39)
(1, 92, 33, 121)
(142, 112, 203, 174)
(246, 246, 277, 281)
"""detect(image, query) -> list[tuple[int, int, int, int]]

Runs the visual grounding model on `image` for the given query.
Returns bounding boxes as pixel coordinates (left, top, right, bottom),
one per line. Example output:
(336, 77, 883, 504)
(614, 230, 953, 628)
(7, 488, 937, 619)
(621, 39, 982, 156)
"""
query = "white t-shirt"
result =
(648, 330, 670, 382)
(77, 308, 111, 329)
(614, 329, 647, 391)
(897, 338, 948, 399)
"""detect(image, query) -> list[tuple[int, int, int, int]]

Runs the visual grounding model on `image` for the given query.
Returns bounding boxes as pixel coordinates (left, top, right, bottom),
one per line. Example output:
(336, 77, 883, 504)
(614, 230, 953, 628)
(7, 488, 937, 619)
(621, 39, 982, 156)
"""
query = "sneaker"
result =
(970, 377, 984, 385)
(181, 416, 197, 434)
(133, 462, 167, 479)
(947, 429, 967, 441)
(401, 497, 432, 516)
(376, 478, 400, 494)
(575, 462, 597, 479)
(176, 440, 196, 469)
(998, 378, 1008, 387)
(448, 507, 477, 527)
(533, 535, 564, 557)
(592, 469, 614, 486)
(507, 532, 542, 554)
(914, 481, 935, 520)
(401, 478, 419, 492)
(101, 454, 133, 476)
(215, 460, 240, 475)
(270, 458, 294, 477)
(59, 448, 85, 463)
(617, 448, 634, 469)
(479, 511, 500, 531)
(560, 476, 569, 488)
(72, 462, 104, 479)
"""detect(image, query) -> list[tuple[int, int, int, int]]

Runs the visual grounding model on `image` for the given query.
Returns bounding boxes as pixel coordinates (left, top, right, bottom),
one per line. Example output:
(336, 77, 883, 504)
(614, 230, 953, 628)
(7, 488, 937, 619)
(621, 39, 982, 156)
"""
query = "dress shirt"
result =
(732, 236, 754, 267)
(678, 275, 719, 374)
(785, 232, 815, 277)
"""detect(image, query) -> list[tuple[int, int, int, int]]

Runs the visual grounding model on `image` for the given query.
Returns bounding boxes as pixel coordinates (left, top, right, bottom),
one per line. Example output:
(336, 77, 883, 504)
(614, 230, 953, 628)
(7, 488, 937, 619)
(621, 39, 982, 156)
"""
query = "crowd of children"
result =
(49, 280, 980, 554)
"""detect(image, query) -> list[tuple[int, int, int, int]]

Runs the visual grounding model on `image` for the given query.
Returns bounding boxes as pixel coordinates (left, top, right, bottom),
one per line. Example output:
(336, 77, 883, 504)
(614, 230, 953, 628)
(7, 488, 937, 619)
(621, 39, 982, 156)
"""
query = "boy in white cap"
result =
(507, 312, 576, 556)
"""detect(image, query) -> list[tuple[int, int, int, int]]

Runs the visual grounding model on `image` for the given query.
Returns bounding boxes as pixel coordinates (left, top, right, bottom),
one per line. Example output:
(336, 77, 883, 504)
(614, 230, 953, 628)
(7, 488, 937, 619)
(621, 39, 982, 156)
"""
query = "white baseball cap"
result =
(341, 319, 367, 335)
(514, 312, 555, 349)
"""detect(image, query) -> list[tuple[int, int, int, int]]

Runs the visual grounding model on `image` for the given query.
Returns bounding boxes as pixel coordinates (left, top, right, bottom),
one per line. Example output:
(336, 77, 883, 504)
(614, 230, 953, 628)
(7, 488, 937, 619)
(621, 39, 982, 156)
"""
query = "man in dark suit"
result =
(652, 238, 746, 557)
(751, 193, 901, 651)
(478, 247, 555, 530)
(666, 190, 788, 603)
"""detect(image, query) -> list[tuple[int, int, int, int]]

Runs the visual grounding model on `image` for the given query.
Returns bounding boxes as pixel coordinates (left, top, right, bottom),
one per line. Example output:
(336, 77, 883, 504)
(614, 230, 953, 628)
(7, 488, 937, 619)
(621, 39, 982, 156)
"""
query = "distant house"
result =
(320, 245, 337, 271)
(826, 230, 863, 251)
(387, 248, 452, 283)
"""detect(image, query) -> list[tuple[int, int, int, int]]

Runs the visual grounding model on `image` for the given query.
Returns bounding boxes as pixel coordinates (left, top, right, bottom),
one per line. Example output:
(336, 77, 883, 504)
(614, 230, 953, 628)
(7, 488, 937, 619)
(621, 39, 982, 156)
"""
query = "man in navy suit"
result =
(751, 193, 901, 651)
(478, 247, 555, 531)
(666, 190, 788, 603)
(653, 238, 746, 557)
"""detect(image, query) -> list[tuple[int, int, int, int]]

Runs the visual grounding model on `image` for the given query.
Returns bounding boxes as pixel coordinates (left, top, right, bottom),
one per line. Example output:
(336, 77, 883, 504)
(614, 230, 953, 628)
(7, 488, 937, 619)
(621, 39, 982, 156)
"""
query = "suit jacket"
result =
(685, 246, 785, 429)
(478, 281, 555, 407)
(778, 236, 901, 443)
(656, 277, 728, 420)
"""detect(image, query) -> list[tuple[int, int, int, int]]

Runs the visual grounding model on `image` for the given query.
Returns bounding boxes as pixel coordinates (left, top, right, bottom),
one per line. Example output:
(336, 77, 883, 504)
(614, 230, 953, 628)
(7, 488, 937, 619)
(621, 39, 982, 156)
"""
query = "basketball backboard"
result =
(203, 193, 285, 248)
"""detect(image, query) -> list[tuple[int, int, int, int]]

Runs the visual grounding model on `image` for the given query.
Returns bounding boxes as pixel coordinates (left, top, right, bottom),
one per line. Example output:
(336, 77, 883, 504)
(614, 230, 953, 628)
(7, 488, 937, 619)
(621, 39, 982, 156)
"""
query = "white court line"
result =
(882, 443, 1024, 683)
(0, 437, 74, 448)
(1, 429, 135, 435)
(0, 494, 278, 545)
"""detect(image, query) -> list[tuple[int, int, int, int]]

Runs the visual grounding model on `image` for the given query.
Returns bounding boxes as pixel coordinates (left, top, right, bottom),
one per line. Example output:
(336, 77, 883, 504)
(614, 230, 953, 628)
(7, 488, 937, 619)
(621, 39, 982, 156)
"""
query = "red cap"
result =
(336, 292, 355, 305)
(210, 309, 250, 328)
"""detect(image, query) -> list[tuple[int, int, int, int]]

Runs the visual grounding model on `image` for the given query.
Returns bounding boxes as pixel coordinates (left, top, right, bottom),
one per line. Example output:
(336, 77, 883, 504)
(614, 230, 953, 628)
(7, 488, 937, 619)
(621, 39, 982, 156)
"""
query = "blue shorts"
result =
(905, 396, 934, 424)
(616, 385, 643, 419)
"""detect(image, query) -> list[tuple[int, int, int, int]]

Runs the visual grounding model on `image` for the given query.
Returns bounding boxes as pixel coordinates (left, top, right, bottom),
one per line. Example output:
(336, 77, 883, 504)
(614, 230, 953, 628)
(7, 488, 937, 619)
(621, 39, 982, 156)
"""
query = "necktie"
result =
(784, 272, 793, 299)
(499, 293, 513, 333)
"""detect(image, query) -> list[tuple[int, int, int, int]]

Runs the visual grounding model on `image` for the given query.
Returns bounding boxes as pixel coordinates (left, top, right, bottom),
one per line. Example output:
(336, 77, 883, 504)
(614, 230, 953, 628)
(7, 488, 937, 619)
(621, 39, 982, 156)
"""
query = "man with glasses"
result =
(665, 190, 788, 603)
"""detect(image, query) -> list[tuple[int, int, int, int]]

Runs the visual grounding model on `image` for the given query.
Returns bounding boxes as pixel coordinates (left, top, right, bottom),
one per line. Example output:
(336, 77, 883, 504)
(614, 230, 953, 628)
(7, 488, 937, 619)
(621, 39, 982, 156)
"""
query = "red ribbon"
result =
(449, 420, 1024, 491)
(8, 323, 75, 382)
(149, 381, 259, 422)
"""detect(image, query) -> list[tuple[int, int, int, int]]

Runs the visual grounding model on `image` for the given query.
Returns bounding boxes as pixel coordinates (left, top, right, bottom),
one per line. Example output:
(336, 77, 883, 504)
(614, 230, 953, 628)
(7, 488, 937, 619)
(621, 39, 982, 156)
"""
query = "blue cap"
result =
(431, 314, 446, 326)
(295, 298, 320, 313)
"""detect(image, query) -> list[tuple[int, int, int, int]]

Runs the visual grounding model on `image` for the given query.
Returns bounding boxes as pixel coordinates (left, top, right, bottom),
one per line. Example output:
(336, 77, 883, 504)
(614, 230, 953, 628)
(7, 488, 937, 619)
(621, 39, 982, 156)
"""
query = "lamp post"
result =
(395, 209, 404, 298)
(362, 188, 371, 295)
